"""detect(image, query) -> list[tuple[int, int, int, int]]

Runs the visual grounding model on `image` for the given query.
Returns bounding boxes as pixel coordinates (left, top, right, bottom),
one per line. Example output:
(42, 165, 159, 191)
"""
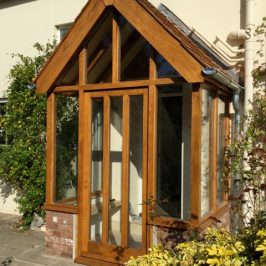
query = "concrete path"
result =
(0, 213, 82, 266)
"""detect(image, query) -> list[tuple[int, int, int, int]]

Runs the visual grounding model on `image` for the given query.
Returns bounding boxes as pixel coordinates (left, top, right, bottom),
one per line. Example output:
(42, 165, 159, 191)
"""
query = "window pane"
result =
(217, 97, 226, 206)
(56, 56, 79, 86)
(119, 14, 150, 81)
(109, 97, 123, 245)
(157, 88, 182, 218)
(90, 98, 103, 241)
(87, 12, 112, 83)
(201, 89, 214, 216)
(156, 53, 181, 78)
(129, 95, 143, 249)
(55, 94, 78, 204)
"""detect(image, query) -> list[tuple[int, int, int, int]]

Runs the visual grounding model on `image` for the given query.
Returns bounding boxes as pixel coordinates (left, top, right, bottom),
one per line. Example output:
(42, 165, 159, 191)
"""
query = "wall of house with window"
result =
(0, 0, 86, 98)
(0, 0, 86, 214)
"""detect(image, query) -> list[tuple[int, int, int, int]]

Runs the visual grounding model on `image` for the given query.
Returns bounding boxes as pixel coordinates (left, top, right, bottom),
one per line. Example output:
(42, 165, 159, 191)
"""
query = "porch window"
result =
(200, 88, 230, 218)
(55, 94, 78, 204)
(157, 87, 182, 218)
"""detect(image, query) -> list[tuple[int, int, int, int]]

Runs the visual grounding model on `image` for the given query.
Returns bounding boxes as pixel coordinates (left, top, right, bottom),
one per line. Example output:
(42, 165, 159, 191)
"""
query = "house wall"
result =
(150, 0, 266, 66)
(1, 0, 266, 98)
(0, 0, 86, 98)
(0, 0, 86, 214)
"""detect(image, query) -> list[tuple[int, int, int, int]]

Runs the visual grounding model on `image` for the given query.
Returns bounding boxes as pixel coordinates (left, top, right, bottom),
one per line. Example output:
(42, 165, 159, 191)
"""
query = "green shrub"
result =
(126, 227, 266, 266)
(0, 41, 56, 226)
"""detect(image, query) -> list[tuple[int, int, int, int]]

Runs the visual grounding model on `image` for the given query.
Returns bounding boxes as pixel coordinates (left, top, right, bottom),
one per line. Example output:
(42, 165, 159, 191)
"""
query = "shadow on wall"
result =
(0, 0, 37, 10)
(0, 181, 13, 203)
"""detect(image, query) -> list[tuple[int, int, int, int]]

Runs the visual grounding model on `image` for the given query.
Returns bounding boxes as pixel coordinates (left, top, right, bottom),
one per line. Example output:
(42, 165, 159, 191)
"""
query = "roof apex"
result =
(35, 0, 209, 93)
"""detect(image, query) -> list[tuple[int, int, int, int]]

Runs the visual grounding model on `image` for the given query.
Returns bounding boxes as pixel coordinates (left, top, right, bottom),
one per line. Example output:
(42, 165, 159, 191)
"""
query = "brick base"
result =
(45, 211, 74, 258)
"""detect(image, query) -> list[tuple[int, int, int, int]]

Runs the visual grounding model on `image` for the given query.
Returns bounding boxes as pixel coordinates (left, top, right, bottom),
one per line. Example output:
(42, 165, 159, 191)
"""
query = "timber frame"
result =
(35, 0, 234, 265)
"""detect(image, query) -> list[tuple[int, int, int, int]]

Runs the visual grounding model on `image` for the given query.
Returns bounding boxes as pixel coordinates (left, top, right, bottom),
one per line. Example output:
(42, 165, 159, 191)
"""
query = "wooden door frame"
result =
(76, 87, 148, 265)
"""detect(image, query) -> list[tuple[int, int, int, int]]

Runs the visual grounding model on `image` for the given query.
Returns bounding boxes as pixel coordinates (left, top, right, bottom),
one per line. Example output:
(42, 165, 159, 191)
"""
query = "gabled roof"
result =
(35, 0, 225, 93)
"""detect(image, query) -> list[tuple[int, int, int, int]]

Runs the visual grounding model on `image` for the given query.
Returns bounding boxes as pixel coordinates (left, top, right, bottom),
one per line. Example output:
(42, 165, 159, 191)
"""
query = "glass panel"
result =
(128, 95, 143, 249)
(87, 12, 112, 83)
(90, 98, 103, 241)
(217, 97, 226, 207)
(56, 56, 79, 86)
(157, 89, 182, 218)
(156, 53, 181, 78)
(109, 97, 123, 245)
(119, 14, 150, 81)
(55, 94, 78, 204)
(200, 89, 214, 216)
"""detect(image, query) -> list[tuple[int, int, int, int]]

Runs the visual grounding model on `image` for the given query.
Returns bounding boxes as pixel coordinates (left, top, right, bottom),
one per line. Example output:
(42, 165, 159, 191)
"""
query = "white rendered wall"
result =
(150, 0, 266, 69)
(0, 0, 86, 214)
(0, 0, 86, 98)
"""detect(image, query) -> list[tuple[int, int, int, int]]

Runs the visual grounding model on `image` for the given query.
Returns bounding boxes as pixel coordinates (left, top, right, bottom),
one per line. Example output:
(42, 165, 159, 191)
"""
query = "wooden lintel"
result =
(54, 78, 184, 92)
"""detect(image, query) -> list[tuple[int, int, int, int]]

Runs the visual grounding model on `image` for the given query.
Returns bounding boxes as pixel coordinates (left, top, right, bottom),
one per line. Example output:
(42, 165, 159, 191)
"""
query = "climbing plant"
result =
(0, 40, 56, 226)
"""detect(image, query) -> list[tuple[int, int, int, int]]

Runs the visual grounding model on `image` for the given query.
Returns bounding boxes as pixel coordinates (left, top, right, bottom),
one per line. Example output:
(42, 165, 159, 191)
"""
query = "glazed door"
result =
(79, 88, 148, 265)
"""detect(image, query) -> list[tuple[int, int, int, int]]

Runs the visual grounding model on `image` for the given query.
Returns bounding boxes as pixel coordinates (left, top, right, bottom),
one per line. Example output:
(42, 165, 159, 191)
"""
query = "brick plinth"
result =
(45, 211, 74, 258)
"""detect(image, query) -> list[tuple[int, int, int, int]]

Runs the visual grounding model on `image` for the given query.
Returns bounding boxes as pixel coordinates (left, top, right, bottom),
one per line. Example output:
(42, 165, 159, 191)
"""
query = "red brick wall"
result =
(45, 211, 74, 258)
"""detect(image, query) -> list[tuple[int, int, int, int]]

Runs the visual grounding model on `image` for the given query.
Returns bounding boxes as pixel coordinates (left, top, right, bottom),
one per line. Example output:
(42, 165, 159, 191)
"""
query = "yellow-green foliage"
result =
(174, 228, 247, 266)
(125, 245, 177, 266)
(255, 229, 266, 264)
(125, 228, 266, 266)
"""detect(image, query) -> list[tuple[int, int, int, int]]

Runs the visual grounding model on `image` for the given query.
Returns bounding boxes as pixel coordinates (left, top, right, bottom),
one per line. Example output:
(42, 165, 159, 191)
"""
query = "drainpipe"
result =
(244, 0, 255, 112)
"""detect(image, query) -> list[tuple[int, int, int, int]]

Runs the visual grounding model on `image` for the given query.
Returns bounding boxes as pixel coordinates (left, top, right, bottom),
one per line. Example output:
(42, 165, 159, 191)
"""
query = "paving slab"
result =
(0, 213, 82, 266)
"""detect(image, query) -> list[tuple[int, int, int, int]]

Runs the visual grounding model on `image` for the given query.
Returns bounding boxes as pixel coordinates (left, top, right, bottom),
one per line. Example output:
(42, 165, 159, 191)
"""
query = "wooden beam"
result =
(113, 0, 203, 83)
(46, 93, 56, 205)
(112, 14, 121, 82)
(54, 78, 183, 92)
(190, 84, 201, 223)
(36, 0, 105, 93)
(79, 48, 88, 85)
(77, 90, 89, 253)
(147, 51, 157, 247)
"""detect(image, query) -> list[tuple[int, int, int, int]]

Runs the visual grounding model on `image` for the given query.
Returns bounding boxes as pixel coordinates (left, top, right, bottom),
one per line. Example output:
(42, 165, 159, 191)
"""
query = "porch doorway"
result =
(79, 88, 148, 265)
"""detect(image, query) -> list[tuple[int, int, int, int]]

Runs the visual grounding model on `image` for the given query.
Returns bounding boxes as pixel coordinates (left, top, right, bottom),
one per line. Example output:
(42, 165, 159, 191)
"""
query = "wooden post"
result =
(190, 84, 201, 224)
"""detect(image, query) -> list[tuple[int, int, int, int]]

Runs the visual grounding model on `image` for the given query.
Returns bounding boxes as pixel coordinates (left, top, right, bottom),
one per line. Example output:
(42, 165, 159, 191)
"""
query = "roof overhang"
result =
(36, 0, 234, 93)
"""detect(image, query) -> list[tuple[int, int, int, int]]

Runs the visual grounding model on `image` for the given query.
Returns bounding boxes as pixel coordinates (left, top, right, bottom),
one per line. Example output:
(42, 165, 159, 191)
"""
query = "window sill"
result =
(148, 216, 191, 230)
(44, 203, 78, 214)
(199, 203, 230, 229)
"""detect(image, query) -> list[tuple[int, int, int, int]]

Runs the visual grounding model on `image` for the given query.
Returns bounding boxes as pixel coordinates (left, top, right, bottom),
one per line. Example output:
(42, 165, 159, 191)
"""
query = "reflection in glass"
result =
(200, 89, 214, 216)
(55, 94, 78, 204)
(56, 56, 79, 86)
(119, 14, 150, 81)
(128, 95, 143, 249)
(157, 90, 182, 218)
(109, 97, 123, 245)
(156, 53, 180, 78)
(217, 97, 226, 207)
(87, 12, 112, 83)
(90, 196, 103, 241)
(90, 98, 103, 241)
